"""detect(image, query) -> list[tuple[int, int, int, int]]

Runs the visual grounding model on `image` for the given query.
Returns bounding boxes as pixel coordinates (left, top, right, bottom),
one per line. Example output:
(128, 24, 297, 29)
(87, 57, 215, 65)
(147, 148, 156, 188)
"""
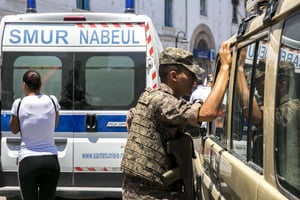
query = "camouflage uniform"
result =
(121, 47, 204, 199)
(275, 61, 297, 126)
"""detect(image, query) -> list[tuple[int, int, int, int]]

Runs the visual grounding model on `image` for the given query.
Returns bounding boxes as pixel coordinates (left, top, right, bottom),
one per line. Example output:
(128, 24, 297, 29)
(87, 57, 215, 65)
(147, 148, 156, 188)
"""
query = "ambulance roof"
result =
(1, 12, 153, 23)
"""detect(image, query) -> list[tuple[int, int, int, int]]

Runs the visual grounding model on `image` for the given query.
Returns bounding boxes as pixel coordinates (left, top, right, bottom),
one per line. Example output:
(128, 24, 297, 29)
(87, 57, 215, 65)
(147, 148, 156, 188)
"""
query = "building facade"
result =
(90, 0, 246, 74)
(0, 0, 245, 74)
(0, 0, 75, 16)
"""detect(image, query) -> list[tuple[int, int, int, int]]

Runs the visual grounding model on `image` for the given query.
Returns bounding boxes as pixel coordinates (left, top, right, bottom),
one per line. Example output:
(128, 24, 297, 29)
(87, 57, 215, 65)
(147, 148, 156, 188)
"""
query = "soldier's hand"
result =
(219, 41, 232, 70)
(238, 47, 247, 73)
(240, 47, 246, 64)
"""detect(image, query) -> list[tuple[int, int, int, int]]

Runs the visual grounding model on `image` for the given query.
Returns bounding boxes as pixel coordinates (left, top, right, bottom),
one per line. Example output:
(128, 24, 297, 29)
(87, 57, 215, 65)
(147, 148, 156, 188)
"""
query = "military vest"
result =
(121, 88, 175, 186)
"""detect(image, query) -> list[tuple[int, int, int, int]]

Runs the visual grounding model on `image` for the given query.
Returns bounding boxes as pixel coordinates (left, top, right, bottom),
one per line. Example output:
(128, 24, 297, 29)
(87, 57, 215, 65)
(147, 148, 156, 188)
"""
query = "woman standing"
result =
(10, 70, 60, 200)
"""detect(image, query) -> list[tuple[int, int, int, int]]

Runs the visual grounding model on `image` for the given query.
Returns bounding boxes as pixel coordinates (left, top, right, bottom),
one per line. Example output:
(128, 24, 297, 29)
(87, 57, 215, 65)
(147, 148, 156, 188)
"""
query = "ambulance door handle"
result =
(86, 113, 97, 132)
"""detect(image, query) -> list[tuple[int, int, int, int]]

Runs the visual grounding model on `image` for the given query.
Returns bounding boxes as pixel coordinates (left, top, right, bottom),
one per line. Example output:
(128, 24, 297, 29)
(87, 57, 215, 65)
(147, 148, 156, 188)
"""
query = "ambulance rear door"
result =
(60, 21, 148, 187)
(1, 22, 75, 186)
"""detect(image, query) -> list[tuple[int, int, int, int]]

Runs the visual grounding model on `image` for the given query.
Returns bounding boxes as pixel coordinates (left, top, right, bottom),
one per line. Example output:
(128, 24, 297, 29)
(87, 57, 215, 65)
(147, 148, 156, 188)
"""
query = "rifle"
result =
(163, 132, 202, 200)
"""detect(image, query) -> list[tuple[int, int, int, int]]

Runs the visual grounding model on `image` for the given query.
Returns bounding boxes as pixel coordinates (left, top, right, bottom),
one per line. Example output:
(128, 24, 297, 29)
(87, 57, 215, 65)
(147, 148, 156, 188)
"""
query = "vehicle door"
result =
(0, 51, 73, 186)
(70, 51, 146, 186)
(203, 9, 299, 199)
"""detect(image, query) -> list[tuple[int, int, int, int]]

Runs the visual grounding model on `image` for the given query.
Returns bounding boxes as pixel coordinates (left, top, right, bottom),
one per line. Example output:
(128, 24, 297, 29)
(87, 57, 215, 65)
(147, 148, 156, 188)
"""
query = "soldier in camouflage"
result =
(275, 61, 300, 189)
(121, 41, 232, 199)
(275, 60, 298, 126)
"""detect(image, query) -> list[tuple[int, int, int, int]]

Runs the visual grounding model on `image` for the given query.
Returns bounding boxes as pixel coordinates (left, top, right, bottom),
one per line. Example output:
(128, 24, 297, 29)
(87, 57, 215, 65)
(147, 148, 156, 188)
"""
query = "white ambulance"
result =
(0, 8, 162, 199)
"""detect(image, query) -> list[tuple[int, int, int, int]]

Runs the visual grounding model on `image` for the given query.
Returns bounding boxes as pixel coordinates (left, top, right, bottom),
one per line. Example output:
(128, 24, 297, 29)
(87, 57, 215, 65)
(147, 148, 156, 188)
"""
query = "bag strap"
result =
(47, 95, 57, 112)
(17, 98, 22, 119)
(17, 98, 22, 136)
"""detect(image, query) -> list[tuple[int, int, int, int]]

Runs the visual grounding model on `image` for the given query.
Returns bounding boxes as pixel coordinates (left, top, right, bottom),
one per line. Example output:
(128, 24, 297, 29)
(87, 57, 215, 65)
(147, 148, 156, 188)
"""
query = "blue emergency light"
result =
(125, 0, 135, 13)
(26, 0, 37, 13)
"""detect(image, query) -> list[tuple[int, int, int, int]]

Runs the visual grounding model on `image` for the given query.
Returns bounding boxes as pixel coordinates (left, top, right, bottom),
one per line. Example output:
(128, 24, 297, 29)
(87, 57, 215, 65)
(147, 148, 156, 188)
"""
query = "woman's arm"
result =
(10, 115, 20, 134)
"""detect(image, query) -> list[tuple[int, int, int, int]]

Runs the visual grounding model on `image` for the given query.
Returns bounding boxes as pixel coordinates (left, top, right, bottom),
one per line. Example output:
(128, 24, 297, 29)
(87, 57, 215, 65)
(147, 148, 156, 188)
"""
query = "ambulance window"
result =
(275, 11, 300, 197)
(1, 55, 62, 110)
(85, 56, 135, 107)
(65, 52, 146, 110)
(13, 56, 62, 99)
(232, 38, 267, 169)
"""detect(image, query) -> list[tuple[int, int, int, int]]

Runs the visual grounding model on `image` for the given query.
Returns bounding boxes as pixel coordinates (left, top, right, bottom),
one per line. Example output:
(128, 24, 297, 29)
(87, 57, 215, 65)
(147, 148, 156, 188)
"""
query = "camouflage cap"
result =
(159, 47, 205, 76)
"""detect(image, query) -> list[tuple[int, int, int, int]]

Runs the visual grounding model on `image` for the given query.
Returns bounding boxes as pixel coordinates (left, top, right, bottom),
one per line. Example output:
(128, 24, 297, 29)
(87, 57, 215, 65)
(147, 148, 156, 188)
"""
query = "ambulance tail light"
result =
(26, 0, 37, 13)
(63, 16, 87, 21)
(125, 0, 135, 13)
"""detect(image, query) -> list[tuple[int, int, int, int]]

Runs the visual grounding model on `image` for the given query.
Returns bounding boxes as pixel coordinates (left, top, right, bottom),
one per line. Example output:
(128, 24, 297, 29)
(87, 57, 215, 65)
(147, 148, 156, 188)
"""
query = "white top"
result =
(190, 85, 212, 128)
(190, 85, 212, 104)
(11, 94, 61, 162)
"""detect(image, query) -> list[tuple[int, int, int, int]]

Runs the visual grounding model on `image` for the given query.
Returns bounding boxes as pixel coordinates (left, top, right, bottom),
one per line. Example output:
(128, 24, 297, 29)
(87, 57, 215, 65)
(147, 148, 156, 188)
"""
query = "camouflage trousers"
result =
(122, 174, 173, 200)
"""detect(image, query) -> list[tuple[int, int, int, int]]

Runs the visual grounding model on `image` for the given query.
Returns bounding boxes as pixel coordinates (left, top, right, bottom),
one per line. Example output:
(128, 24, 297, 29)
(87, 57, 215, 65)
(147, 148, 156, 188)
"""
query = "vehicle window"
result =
(1, 53, 63, 109)
(2, 52, 146, 111)
(232, 38, 267, 169)
(210, 60, 228, 145)
(275, 11, 300, 197)
(59, 52, 146, 110)
(85, 56, 135, 107)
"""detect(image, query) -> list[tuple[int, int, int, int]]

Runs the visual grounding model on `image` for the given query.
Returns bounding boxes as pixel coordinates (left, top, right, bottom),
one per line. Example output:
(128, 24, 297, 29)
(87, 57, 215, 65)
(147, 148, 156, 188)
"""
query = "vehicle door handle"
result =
(86, 113, 97, 132)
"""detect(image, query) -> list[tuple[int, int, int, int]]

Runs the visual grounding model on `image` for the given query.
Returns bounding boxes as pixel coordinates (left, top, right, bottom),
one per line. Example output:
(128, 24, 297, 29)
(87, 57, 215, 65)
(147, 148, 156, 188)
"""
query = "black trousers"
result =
(18, 155, 60, 200)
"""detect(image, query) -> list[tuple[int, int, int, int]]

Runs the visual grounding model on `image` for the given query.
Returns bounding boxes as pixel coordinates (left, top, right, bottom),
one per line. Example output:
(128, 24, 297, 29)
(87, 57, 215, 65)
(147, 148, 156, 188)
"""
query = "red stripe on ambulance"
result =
(145, 22, 158, 88)
(74, 167, 120, 172)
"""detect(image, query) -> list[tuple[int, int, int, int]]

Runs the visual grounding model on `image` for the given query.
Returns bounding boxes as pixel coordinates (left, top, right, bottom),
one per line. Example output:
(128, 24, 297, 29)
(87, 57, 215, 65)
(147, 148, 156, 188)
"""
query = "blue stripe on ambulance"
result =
(1, 114, 127, 132)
